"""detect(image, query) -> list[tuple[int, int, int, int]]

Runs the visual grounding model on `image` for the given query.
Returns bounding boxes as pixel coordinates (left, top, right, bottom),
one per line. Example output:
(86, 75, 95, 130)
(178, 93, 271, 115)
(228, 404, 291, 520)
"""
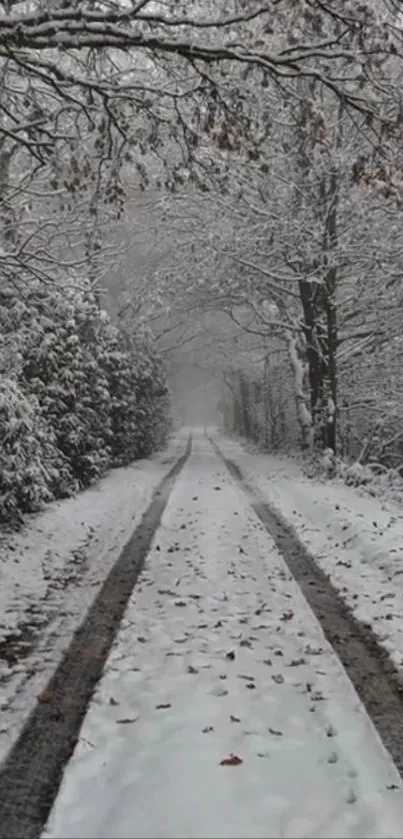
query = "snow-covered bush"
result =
(16, 285, 112, 488)
(0, 378, 58, 525)
(130, 339, 171, 458)
(102, 330, 170, 465)
(0, 279, 171, 528)
(101, 329, 140, 466)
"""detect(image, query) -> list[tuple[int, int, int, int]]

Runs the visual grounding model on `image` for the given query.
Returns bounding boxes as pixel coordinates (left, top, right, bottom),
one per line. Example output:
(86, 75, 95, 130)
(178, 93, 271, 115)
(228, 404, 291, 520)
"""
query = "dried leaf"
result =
(220, 754, 243, 766)
(156, 703, 171, 710)
(280, 610, 294, 621)
(288, 658, 305, 667)
(116, 717, 138, 725)
(326, 724, 337, 738)
(230, 714, 241, 723)
(226, 650, 236, 661)
(37, 690, 54, 704)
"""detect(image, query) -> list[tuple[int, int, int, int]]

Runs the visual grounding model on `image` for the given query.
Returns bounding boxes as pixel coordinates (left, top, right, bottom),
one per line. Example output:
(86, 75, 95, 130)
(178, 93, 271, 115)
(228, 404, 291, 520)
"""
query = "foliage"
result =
(0, 279, 170, 528)
(0, 379, 59, 525)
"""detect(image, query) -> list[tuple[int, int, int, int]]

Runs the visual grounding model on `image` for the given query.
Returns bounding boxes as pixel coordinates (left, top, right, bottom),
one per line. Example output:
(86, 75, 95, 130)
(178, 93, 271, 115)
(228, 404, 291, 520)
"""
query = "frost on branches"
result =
(0, 280, 171, 528)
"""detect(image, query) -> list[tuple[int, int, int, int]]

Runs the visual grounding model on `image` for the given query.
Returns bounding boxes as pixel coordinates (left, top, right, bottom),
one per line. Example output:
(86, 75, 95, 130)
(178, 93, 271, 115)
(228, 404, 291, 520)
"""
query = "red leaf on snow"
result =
(220, 754, 243, 766)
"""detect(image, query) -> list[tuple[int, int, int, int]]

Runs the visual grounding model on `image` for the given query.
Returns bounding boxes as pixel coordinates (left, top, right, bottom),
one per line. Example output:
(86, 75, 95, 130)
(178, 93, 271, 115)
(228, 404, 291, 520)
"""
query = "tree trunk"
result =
(287, 330, 314, 450)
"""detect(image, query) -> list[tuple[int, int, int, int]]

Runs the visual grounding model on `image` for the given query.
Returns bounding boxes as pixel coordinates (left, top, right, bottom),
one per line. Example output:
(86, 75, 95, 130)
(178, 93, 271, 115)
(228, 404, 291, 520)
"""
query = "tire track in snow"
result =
(0, 435, 192, 839)
(210, 434, 403, 780)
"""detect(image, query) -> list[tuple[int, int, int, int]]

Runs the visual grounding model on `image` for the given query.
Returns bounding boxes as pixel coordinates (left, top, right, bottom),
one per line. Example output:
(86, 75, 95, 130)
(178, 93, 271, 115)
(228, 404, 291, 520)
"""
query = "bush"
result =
(0, 379, 58, 525)
(0, 279, 171, 528)
(20, 295, 113, 488)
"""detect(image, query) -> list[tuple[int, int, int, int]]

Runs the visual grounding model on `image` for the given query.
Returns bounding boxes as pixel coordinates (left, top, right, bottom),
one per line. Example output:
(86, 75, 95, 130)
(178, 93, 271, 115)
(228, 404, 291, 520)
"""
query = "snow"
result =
(214, 432, 403, 674)
(0, 430, 188, 762)
(43, 433, 403, 839)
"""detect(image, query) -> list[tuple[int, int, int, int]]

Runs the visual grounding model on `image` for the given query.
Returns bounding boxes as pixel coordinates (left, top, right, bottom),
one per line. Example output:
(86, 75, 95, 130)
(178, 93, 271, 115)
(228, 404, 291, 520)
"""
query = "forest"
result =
(1, 0, 403, 525)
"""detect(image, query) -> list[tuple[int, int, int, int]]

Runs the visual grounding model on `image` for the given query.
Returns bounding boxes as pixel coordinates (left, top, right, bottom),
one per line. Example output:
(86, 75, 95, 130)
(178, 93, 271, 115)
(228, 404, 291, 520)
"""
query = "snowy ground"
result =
(0, 430, 188, 762)
(43, 433, 403, 839)
(215, 433, 403, 675)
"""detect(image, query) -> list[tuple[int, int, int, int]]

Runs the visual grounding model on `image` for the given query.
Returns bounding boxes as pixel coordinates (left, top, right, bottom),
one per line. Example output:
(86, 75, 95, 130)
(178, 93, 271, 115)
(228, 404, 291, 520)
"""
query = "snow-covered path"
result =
(43, 433, 403, 839)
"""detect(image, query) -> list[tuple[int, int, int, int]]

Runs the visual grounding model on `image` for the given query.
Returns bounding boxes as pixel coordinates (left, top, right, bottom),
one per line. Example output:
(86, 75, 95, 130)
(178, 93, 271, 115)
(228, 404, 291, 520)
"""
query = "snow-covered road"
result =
(43, 433, 403, 839)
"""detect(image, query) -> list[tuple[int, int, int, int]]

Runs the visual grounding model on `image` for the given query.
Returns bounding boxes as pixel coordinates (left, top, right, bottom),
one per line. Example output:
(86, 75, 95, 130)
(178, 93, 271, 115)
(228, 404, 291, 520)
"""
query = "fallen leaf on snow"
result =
(305, 645, 323, 656)
(37, 690, 54, 703)
(155, 703, 171, 710)
(116, 717, 138, 725)
(311, 690, 325, 701)
(220, 754, 243, 766)
(268, 727, 283, 736)
(187, 665, 198, 674)
(226, 650, 236, 661)
(280, 610, 294, 621)
(272, 674, 284, 684)
(203, 726, 214, 733)
(230, 714, 241, 723)
(109, 697, 119, 706)
(175, 600, 187, 607)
